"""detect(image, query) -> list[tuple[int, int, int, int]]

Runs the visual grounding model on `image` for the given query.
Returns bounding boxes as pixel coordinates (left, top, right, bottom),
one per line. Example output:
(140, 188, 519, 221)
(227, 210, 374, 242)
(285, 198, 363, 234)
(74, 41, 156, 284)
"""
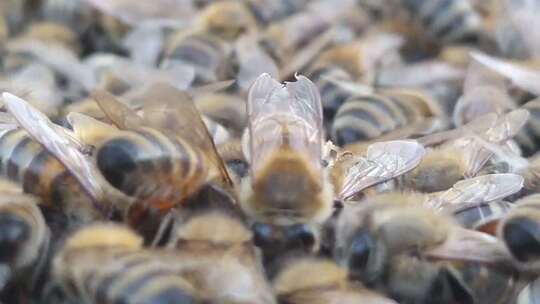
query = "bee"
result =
(240, 74, 425, 263)
(2, 83, 233, 226)
(272, 256, 398, 304)
(498, 194, 540, 273)
(162, 30, 233, 85)
(404, 109, 529, 193)
(52, 223, 205, 303)
(400, 0, 483, 44)
(331, 88, 444, 147)
(334, 174, 523, 303)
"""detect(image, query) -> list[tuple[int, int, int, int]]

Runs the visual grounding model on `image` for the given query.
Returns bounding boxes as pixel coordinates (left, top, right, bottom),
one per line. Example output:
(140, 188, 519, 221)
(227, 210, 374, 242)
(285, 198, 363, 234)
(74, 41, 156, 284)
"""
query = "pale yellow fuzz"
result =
(274, 259, 347, 295)
(65, 223, 142, 251)
(176, 212, 252, 244)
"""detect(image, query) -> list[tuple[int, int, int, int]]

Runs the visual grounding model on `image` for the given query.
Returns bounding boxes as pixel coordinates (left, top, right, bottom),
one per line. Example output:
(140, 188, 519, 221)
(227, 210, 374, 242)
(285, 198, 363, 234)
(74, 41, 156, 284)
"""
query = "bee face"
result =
(0, 212, 31, 263)
(252, 222, 318, 261)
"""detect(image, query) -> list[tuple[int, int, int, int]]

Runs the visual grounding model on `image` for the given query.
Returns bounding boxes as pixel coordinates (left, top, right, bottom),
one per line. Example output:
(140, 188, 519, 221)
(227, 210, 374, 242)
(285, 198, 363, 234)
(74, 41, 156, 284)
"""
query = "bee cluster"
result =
(1, 0, 540, 303)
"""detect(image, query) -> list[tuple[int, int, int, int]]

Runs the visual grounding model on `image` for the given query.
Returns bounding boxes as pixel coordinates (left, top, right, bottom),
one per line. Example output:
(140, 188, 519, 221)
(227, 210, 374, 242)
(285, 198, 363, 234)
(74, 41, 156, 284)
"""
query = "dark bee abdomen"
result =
(403, 0, 481, 43)
(96, 128, 206, 204)
(515, 99, 540, 157)
(309, 65, 354, 124)
(331, 93, 425, 145)
(0, 129, 75, 207)
(164, 32, 231, 84)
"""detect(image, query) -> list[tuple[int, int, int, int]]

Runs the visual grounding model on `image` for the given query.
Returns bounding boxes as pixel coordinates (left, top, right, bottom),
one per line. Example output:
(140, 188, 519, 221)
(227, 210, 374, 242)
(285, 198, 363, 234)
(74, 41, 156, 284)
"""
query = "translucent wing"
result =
(140, 83, 232, 186)
(339, 141, 425, 200)
(459, 109, 529, 176)
(66, 112, 118, 146)
(91, 90, 144, 130)
(471, 51, 540, 96)
(247, 73, 323, 175)
(426, 174, 524, 211)
(187, 80, 235, 97)
(1, 93, 123, 213)
(426, 227, 512, 264)
(377, 60, 464, 87)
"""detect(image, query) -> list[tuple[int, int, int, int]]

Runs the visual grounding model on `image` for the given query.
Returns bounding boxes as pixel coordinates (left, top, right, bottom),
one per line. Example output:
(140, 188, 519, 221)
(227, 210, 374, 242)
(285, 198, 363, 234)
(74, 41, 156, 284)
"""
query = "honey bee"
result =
(334, 174, 523, 303)
(52, 223, 205, 303)
(400, 0, 483, 44)
(240, 74, 425, 262)
(272, 256, 398, 304)
(2, 83, 233, 224)
(331, 88, 445, 147)
(404, 109, 529, 193)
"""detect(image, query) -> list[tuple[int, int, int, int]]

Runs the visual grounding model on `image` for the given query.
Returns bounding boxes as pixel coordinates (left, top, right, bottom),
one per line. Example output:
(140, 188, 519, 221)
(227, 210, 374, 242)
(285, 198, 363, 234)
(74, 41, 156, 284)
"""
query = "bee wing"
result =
(140, 83, 232, 186)
(471, 51, 540, 96)
(428, 174, 524, 211)
(91, 90, 145, 130)
(418, 112, 499, 146)
(1, 93, 113, 211)
(460, 109, 529, 176)
(247, 73, 323, 175)
(66, 112, 119, 146)
(426, 227, 511, 264)
(339, 141, 425, 200)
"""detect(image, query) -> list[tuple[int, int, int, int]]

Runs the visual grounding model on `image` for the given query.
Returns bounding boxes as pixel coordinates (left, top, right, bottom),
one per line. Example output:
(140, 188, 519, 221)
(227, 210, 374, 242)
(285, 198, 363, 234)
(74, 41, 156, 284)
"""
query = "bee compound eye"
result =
(503, 217, 540, 263)
(252, 222, 275, 248)
(0, 213, 30, 262)
(285, 224, 316, 251)
(348, 229, 375, 275)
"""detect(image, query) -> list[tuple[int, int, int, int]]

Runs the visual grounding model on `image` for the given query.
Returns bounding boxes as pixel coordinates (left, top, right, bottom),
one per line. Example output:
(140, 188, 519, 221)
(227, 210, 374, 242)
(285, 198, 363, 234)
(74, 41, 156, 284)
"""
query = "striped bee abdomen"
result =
(403, 0, 482, 44)
(331, 90, 441, 145)
(96, 128, 207, 207)
(0, 129, 79, 207)
(58, 250, 201, 304)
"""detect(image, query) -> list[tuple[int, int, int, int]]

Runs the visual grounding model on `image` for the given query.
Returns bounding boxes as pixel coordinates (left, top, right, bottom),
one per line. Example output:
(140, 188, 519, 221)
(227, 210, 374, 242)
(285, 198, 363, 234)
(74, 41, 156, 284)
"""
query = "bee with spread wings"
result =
(2, 82, 232, 219)
(239, 73, 425, 260)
